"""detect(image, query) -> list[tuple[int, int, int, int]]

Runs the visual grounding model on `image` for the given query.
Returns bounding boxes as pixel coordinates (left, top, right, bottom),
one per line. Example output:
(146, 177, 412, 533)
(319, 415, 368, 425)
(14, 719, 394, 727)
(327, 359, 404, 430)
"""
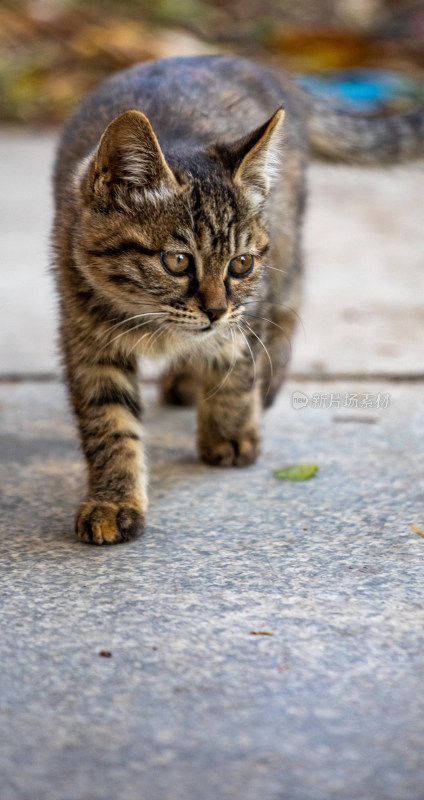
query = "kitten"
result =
(52, 55, 423, 545)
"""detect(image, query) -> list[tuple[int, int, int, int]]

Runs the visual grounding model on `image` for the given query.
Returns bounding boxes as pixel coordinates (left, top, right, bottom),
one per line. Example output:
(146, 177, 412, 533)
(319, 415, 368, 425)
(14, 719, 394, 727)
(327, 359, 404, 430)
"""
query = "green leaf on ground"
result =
(273, 463, 319, 481)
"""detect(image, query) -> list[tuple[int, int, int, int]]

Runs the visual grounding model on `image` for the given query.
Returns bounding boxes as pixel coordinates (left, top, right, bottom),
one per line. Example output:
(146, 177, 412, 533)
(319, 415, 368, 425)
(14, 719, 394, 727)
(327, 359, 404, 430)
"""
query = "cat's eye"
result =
(228, 254, 255, 278)
(160, 251, 192, 275)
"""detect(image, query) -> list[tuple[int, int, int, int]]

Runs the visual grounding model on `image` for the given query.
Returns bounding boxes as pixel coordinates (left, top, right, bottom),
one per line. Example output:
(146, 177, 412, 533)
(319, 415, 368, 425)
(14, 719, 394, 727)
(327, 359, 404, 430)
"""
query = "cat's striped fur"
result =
(52, 55, 424, 544)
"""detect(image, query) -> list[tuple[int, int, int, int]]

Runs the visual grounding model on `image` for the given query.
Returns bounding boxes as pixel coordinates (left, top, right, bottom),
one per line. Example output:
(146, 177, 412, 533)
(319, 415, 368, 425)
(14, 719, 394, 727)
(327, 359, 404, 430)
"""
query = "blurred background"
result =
(0, 0, 423, 378)
(2, 0, 424, 125)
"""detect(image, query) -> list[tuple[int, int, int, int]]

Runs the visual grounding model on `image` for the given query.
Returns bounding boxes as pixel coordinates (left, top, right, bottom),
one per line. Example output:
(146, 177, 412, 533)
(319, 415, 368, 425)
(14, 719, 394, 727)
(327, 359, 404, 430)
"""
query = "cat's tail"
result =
(301, 91, 424, 165)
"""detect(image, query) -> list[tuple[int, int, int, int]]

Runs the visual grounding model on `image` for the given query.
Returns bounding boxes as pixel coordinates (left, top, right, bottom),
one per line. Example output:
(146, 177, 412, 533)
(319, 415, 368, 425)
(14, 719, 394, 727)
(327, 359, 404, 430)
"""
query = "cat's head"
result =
(74, 107, 284, 354)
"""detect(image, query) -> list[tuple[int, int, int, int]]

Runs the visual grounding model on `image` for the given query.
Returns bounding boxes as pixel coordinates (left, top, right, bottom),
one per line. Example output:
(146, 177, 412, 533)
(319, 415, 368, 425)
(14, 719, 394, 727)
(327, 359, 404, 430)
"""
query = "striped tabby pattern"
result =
(53, 55, 422, 544)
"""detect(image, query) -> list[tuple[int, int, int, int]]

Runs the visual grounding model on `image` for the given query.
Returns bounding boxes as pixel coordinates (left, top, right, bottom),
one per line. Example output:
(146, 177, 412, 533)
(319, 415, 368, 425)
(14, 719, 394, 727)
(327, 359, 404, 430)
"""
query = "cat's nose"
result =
(205, 307, 227, 324)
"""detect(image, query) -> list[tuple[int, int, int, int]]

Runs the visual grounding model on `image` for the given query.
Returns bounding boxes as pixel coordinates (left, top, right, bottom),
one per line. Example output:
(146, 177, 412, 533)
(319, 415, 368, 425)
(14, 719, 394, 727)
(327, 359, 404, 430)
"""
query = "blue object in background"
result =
(297, 69, 424, 114)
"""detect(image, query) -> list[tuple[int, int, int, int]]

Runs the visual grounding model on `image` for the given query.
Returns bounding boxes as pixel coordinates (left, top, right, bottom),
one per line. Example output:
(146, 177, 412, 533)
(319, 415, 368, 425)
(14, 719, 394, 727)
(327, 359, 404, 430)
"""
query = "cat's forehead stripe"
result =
(184, 178, 248, 259)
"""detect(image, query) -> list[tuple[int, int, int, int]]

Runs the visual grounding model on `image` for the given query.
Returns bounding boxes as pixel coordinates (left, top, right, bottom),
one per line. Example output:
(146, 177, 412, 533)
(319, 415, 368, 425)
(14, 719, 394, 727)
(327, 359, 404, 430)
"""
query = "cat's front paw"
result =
(76, 500, 145, 545)
(199, 429, 260, 467)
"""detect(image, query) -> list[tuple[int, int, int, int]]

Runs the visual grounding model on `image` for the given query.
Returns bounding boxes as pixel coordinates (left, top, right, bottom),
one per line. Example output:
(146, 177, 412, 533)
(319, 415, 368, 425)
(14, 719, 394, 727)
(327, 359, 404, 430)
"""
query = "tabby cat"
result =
(53, 55, 424, 544)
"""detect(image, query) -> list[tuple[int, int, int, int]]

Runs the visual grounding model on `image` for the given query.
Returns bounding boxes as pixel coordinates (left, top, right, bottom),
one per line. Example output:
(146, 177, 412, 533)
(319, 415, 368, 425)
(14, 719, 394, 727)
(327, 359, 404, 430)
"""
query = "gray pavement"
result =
(1, 380, 424, 800)
(1, 130, 424, 800)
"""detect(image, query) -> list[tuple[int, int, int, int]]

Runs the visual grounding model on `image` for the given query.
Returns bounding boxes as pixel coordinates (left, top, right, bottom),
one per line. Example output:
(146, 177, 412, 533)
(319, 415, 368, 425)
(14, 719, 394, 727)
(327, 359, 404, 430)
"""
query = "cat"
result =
(52, 55, 423, 545)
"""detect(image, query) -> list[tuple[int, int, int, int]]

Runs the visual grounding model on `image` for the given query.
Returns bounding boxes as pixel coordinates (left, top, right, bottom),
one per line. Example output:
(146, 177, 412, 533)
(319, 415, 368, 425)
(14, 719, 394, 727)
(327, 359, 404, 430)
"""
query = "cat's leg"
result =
(161, 364, 199, 406)
(197, 345, 260, 467)
(64, 338, 147, 545)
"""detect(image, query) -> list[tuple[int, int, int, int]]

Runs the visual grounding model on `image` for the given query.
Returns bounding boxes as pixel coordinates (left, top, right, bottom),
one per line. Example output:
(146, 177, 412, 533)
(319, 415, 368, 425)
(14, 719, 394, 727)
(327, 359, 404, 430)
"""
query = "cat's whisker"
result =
(105, 310, 167, 336)
(262, 265, 287, 275)
(125, 329, 155, 355)
(100, 314, 168, 353)
(239, 318, 274, 397)
(242, 300, 305, 333)
(103, 301, 168, 328)
(235, 322, 256, 388)
(126, 320, 169, 356)
(204, 327, 237, 400)
(144, 322, 171, 355)
(240, 312, 292, 357)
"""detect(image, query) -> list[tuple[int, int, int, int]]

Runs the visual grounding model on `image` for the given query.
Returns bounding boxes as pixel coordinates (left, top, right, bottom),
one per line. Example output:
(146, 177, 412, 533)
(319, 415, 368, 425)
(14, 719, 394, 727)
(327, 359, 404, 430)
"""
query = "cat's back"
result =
(54, 55, 306, 194)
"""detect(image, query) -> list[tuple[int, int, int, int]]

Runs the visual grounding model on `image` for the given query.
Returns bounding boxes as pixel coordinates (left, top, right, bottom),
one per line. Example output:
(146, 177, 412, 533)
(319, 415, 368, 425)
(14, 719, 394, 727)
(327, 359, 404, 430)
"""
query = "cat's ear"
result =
(228, 108, 285, 206)
(87, 110, 179, 203)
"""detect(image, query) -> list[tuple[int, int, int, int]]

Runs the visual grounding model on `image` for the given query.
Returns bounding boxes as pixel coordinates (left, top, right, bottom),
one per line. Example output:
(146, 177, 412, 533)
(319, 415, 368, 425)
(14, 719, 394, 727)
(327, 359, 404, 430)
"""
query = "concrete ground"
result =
(1, 131, 424, 800)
